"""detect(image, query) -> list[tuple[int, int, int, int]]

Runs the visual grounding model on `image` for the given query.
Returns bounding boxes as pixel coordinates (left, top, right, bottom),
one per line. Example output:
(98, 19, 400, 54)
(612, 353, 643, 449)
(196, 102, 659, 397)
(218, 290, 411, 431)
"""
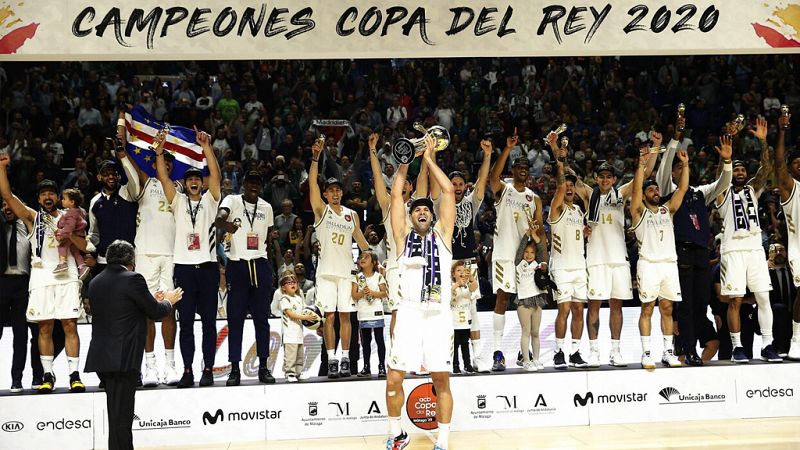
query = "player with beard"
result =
(716, 117, 780, 363)
(310, 136, 369, 379)
(420, 137, 494, 372)
(631, 149, 688, 369)
(548, 144, 589, 369)
(774, 111, 800, 360)
(215, 170, 276, 385)
(547, 132, 658, 367)
(655, 116, 732, 366)
(0, 155, 88, 393)
(154, 127, 222, 388)
(385, 135, 455, 450)
(87, 158, 138, 276)
(488, 129, 545, 371)
(116, 118, 181, 387)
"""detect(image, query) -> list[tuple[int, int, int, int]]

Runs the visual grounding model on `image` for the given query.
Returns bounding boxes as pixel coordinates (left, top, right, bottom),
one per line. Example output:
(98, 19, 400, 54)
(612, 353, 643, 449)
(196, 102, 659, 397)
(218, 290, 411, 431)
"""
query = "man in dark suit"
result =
(85, 240, 182, 450)
(768, 243, 795, 355)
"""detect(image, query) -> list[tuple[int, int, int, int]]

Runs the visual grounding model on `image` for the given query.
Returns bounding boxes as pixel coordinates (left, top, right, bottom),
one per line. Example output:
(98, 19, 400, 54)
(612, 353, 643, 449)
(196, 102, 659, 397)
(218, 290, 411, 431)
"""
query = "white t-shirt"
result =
(220, 194, 274, 261)
(516, 260, 546, 299)
(171, 192, 219, 265)
(451, 285, 473, 329)
(279, 293, 305, 345)
(135, 178, 176, 256)
(354, 272, 386, 321)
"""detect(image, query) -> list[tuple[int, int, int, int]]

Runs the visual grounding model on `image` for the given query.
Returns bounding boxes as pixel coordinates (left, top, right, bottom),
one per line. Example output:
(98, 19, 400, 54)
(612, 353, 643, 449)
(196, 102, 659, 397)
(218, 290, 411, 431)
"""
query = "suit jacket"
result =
(769, 266, 797, 308)
(85, 265, 172, 373)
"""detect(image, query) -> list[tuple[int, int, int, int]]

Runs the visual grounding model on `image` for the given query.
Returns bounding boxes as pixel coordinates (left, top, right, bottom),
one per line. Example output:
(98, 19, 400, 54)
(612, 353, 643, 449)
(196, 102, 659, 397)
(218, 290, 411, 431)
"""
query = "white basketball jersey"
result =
(398, 227, 452, 312)
(717, 186, 763, 254)
(781, 180, 800, 261)
(548, 204, 586, 271)
(382, 205, 398, 270)
(28, 210, 78, 287)
(135, 178, 176, 256)
(315, 205, 357, 278)
(493, 183, 537, 260)
(586, 190, 627, 267)
(451, 285, 472, 329)
(632, 206, 677, 263)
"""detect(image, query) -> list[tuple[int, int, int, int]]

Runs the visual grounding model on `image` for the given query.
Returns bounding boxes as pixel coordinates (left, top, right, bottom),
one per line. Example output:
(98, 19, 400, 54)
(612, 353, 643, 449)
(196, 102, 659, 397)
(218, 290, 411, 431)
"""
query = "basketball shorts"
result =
(637, 260, 682, 303)
(719, 250, 772, 296)
(551, 268, 588, 303)
(587, 263, 633, 300)
(385, 267, 401, 312)
(316, 275, 355, 313)
(492, 259, 516, 294)
(388, 305, 453, 373)
(135, 254, 175, 293)
(27, 281, 83, 322)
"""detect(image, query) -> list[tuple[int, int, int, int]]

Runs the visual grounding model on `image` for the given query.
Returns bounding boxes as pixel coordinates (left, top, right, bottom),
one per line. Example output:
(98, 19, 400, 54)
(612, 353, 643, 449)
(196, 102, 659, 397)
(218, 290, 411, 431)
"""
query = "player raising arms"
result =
(488, 129, 545, 371)
(385, 135, 456, 450)
(630, 149, 689, 369)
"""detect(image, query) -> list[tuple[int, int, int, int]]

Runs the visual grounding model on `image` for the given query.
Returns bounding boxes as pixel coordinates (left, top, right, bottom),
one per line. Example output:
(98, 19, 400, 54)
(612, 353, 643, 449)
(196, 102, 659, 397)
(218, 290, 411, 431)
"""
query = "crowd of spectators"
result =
(0, 55, 798, 304)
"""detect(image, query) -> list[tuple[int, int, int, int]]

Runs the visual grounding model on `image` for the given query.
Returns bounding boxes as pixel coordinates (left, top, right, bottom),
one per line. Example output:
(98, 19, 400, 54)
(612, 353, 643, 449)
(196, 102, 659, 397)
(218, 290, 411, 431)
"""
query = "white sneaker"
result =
(661, 350, 682, 368)
(523, 361, 538, 372)
(789, 339, 800, 361)
(534, 359, 545, 371)
(610, 349, 628, 367)
(142, 366, 159, 387)
(588, 349, 601, 368)
(286, 374, 298, 383)
(163, 362, 180, 386)
(641, 351, 656, 369)
(298, 372, 311, 381)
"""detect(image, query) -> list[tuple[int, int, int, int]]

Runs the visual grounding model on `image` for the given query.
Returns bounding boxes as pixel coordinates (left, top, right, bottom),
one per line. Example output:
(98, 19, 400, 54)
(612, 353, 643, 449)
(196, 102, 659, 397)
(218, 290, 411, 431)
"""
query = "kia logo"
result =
(574, 392, 594, 407)
(2, 421, 24, 432)
(202, 409, 223, 425)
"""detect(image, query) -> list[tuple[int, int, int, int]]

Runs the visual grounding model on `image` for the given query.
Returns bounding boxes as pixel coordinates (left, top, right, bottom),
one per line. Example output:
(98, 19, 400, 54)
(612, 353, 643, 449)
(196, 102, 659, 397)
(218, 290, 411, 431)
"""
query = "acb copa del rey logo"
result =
(406, 382, 438, 431)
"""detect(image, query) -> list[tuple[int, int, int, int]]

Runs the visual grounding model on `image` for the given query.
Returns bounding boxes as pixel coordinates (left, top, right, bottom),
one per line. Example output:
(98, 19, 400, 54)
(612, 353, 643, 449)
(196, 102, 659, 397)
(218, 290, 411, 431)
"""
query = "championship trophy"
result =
(543, 123, 567, 146)
(391, 122, 450, 165)
(733, 114, 746, 135)
(782, 105, 790, 129)
(149, 123, 171, 152)
(677, 103, 686, 131)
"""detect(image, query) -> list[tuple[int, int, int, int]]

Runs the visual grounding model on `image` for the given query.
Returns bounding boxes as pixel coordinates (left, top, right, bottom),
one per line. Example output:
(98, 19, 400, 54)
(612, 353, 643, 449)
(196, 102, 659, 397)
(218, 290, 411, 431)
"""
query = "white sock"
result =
(145, 352, 156, 368)
(388, 416, 402, 437)
(793, 321, 800, 340)
(755, 292, 774, 347)
(555, 338, 564, 352)
(640, 336, 650, 353)
(67, 357, 80, 374)
(41, 355, 54, 374)
(571, 339, 580, 354)
(341, 354, 349, 361)
(611, 339, 621, 352)
(437, 423, 451, 449)
(663, 335, 674, 352)
(589, 339, 599, 351)
(492, 313, 505, 350)
(471, 339, 482, 362)
(731, 332, 742, 348)
(165, 349, 175, 364)
(327, 350, 335, 359)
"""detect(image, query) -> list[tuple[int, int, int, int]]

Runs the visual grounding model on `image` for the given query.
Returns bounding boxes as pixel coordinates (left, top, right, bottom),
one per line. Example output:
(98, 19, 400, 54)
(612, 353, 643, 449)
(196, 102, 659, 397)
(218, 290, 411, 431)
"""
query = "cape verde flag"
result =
(123, 106, 209, 179)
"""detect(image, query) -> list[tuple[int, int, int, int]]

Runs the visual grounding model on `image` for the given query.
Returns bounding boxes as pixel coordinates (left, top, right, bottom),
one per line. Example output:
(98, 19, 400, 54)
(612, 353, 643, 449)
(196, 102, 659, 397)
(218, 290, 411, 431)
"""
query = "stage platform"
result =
(1, 360, 798, 450)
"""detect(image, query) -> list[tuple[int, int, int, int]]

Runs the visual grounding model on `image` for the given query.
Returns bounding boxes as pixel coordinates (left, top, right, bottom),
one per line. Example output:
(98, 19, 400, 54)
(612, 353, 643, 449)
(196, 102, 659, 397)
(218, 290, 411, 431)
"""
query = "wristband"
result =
(722, 158, 732, 164)
(312, 157, 319, 162)
(117, 118, 126, 128)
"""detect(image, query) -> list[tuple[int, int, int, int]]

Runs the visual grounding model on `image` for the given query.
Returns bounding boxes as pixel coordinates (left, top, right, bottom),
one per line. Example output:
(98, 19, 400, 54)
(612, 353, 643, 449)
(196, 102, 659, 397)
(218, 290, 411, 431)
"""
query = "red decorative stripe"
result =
(0, 22, 39, 54)
(752, 23, 800, 48)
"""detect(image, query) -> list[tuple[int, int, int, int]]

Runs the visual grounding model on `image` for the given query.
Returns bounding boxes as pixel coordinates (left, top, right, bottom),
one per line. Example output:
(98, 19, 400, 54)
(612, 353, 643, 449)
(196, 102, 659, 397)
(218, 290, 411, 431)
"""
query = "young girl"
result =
(515, 224, 549, 371)
(54, 188, 89, 279)
(279, 270, 315, 383)
(351, 251, 388, 378)
(451, 261, 478, 374)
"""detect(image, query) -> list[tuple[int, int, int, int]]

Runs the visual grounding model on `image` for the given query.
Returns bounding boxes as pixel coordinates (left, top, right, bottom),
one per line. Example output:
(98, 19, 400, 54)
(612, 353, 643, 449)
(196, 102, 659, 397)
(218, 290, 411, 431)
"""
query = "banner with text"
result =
(1, 1, 800, 60)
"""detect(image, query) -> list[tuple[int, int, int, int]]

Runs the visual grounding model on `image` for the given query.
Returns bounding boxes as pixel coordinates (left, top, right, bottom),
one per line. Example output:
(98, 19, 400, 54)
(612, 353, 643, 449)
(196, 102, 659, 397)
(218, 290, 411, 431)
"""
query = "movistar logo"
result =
(202, 409, 223, 425)
(574, 392, 593, 407)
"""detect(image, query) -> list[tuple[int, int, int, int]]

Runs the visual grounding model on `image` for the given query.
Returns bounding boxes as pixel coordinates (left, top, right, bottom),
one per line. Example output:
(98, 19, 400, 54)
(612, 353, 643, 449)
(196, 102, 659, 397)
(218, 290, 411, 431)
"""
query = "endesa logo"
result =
(745, 387, 795, 398)
(573, 391, 648, 407)
(1, 421, 23, 432)
(36, 418, 91, 431)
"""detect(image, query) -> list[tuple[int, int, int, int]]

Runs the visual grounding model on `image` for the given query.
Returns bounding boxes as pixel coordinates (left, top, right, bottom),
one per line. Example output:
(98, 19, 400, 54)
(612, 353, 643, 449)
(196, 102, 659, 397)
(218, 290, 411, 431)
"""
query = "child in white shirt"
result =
(452, 260, 478, 374)
(515, 225, 549, 372)
(279, 271, 316, 382)
(352, 251, 388, 378)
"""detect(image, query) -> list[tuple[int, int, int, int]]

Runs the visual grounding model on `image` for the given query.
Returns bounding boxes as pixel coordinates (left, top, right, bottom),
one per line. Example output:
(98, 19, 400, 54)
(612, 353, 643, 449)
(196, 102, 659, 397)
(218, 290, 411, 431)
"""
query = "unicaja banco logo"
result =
(659, 387, 680, 402)
(657, 386, 725, 404)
